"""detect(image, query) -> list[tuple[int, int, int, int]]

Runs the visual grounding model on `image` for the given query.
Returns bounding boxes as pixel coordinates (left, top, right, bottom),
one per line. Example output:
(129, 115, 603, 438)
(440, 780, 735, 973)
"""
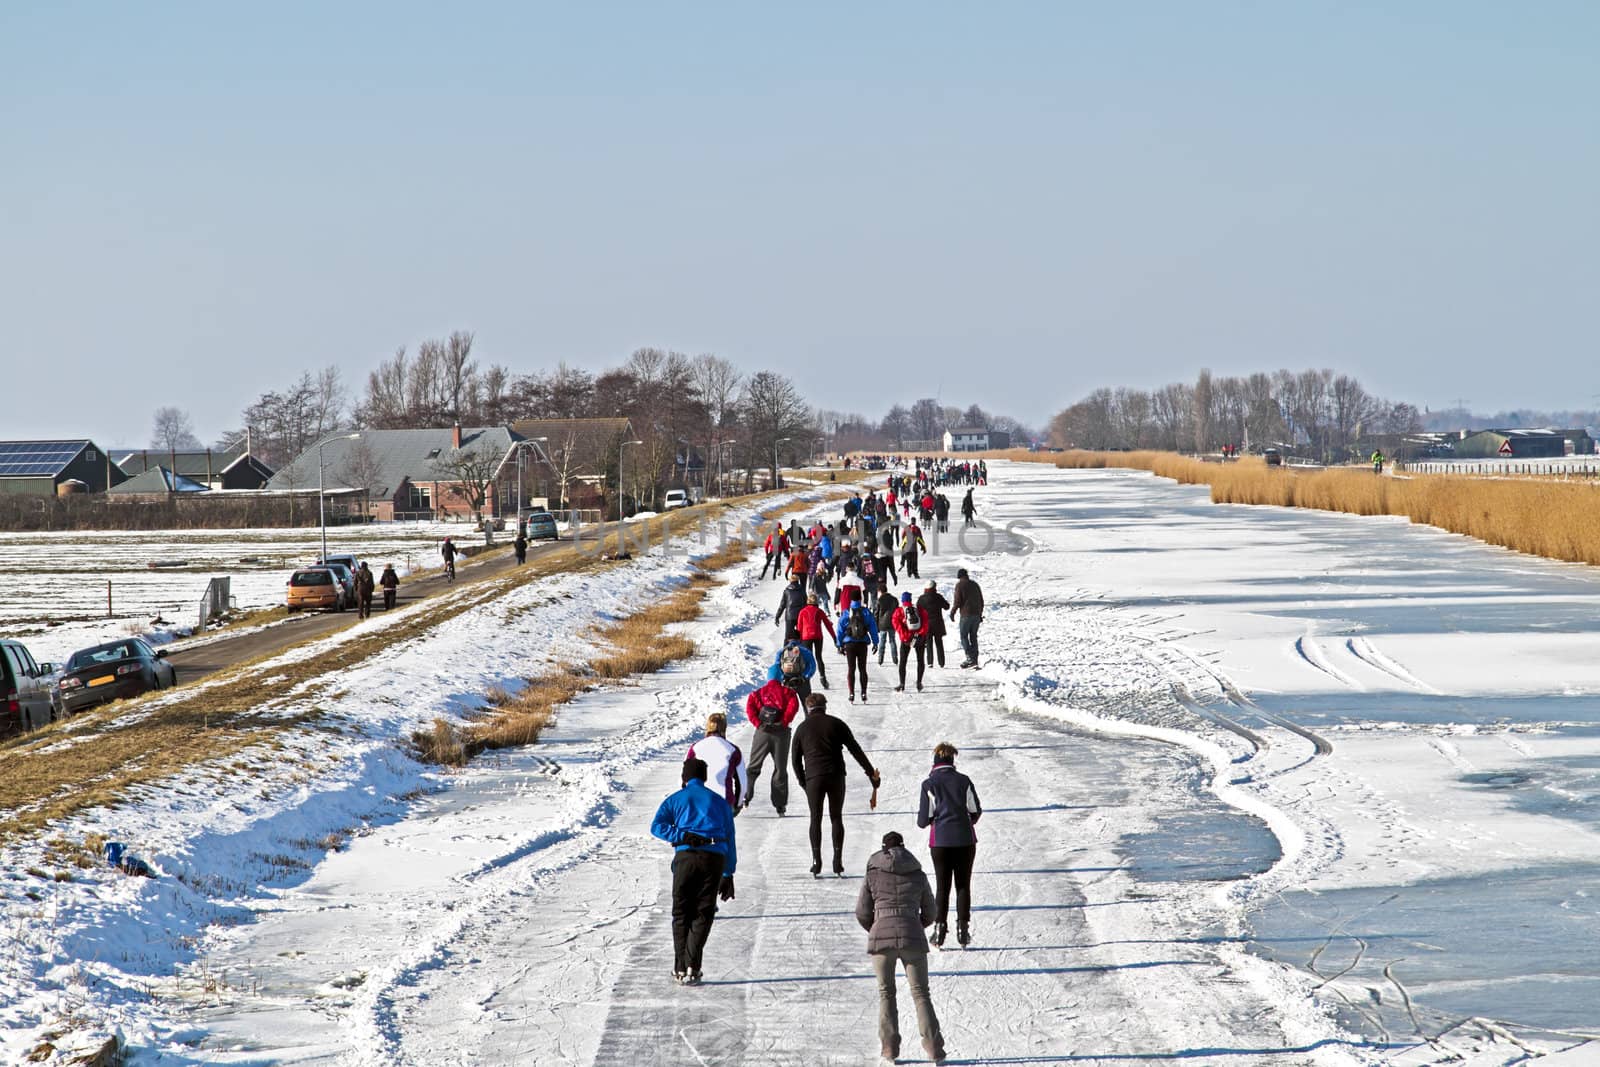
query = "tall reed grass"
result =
(995, 449, 1600, 567)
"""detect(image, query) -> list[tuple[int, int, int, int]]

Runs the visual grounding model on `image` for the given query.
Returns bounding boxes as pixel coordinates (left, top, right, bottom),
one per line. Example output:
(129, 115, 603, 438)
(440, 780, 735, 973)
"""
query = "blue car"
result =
(522, 510, 560, 541)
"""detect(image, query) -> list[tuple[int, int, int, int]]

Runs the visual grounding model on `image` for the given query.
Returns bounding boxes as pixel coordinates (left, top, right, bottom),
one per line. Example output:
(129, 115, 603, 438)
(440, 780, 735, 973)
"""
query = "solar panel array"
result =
(0, 441, 87, 478)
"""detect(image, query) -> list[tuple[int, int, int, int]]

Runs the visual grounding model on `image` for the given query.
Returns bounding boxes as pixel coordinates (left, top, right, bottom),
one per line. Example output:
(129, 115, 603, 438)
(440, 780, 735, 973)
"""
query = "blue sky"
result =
(3, 1, 1596, 446)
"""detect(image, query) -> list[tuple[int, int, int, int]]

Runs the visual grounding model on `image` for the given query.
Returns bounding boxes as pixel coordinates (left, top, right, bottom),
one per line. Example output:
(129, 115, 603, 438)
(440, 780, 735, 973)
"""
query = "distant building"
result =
(1455, 428, 1593, 459)
(0, 440, 126, 495)
(508, 418, 636, 511)
(107, 467, 212, 498)
(112, 447, 274, 490)
(942, 427, 1011, 452)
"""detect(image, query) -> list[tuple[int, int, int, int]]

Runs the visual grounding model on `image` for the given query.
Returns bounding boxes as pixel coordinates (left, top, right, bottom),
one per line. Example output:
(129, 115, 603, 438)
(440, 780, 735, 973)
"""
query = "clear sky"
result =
(3, 1, 1596, 447)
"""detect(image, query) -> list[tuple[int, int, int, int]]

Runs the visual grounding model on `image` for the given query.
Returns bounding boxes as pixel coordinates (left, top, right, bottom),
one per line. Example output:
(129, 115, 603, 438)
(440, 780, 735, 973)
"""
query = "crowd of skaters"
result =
(651, 460, 994, 1064)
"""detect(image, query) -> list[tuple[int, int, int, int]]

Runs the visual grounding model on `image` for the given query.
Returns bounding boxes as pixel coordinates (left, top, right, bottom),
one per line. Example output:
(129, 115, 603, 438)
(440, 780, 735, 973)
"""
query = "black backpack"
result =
(847, 610, 868, 641)
(903, 604, 921, 632)
(757, 693, 788, 730)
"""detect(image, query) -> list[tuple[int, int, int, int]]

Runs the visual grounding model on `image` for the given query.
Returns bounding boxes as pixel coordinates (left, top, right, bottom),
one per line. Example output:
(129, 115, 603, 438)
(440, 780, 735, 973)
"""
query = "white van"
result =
(663, 489, 690, 510)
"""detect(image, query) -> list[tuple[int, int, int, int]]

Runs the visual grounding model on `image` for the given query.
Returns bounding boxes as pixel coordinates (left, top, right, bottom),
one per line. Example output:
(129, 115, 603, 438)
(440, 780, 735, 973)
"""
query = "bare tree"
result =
(340, 439, 386, 516)
(909, 398, 944, 444)
(431, 441, 503, 520)
(360, 347, 410, 428)
(879, 405, 912, 449)
(151, 407, 201, 451)
(742, 371, 813, 487)
(444, 331, 477, 422)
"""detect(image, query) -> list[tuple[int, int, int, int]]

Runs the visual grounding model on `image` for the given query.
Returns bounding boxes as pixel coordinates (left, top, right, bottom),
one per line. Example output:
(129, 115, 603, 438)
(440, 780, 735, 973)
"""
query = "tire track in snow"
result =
(1293, 630, 1363, 690)
(1345, 637, 1442, 695)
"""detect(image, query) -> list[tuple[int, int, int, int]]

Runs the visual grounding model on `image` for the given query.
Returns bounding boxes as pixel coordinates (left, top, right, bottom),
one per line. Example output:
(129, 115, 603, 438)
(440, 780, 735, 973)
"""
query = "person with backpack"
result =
(874, 588, 900, 667)
(355, 562, 377, 619)
(791, 692, 880, 876)
(949, 568, 984, 669)
(795, 596, 835, 690)
(810, 556, 834, 606)
(687, 712, 748, 814)
(835, 599, 880, 703)
(875, 525, 898, 590)
(900, 521, 927, 580)
(768, 638, 817, 700)
(744, 675, 802, 816)
(774, 577, 807, 642)
(857, 829, 945, 1064)
(891, 592, 928, 692)
(858, 549, 883, 604)
(916, 742, 982, 949)
(650, 757, 737, 986)
(916, 580, 951, 669)
(836, 537, 861, 578)
(760, 523, 789, 581)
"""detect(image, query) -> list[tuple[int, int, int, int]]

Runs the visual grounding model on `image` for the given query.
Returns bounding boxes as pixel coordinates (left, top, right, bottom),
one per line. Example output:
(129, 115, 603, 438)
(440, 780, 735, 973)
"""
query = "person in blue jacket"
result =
(835, 600, 880, 703)
(651, 758, 738, 985)
(767, 639, 818, 699)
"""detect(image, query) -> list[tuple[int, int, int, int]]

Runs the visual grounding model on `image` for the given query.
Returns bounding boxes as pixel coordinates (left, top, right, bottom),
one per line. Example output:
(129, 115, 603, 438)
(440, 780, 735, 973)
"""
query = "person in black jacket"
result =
(774, 577, 807, 642)
(915, 742, 982, 948)
(792, 693, 880, 877)
(916, 581, 950, 669)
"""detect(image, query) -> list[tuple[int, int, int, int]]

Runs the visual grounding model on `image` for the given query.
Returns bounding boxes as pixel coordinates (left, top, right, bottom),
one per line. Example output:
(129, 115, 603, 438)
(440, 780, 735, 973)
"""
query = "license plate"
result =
(89, 676, 115, 687)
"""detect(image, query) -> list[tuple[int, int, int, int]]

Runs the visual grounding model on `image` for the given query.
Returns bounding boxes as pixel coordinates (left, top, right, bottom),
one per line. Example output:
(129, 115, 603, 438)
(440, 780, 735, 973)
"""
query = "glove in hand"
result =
(719, 876, 736, 901)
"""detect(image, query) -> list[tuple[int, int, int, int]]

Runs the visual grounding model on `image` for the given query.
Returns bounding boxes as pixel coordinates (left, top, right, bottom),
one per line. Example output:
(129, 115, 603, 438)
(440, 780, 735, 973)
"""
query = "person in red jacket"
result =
(744, 677, 802, 816)
(786, 544, 810, 582)
(892, 591, 929, 692)
(761, 524, 790, 581)
(796, 595, 836, 690)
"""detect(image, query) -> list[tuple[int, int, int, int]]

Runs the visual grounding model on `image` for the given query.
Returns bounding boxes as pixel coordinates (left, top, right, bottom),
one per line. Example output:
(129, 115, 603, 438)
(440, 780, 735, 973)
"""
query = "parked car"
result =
(321, 562, 359, 606)
(1263, 448, 1283, 467)
(1, 638, 57, 736)
(317, 553, 361, 576)
(663, 489, 690, 510)
(522, 510, 559, 541)
(54, 638, 176, 716)
(286, 567, 346, 613)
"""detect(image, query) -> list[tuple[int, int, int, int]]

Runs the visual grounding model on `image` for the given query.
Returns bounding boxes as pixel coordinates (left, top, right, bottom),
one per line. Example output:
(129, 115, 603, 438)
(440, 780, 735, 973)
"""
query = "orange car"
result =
(286, 567, 347, 613)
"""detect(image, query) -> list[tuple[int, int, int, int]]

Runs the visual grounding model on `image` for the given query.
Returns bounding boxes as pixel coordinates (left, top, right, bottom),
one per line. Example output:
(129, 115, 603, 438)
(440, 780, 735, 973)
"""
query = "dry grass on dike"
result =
(1, 477, 864, 840)
(983, 447, 1600, 568)
(411, 503, 838, 767)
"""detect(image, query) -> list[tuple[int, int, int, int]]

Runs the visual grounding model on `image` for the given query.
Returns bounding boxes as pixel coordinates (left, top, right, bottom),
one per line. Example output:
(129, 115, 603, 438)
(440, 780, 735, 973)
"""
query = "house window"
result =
(408, 486, 433, 511)
(85, 448, 97, 461)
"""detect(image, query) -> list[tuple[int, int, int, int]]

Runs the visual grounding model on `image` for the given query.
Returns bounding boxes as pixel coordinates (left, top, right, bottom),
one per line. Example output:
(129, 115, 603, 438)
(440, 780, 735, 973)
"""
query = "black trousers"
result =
(903, 551, 919, 578)
(804, 773, 848, 867)
(760, 550, 779, 579)
(898, 638, 926, 688)
(843, 643, 870, 695)
(802, 637, 829, 683)
(930, 844, 976, 926)
(926, 634, 946, 668)
(671, 849, 726, 973)
(877, 555, 897, 586)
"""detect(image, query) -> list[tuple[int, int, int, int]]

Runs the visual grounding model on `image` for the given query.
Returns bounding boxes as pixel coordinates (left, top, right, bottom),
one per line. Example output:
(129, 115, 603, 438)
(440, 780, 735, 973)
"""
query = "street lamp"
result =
(515, 437, 549, 522)
(774, 436, 791, 490)
(317, 432, 361, 563)
(619, 439, 644, 522)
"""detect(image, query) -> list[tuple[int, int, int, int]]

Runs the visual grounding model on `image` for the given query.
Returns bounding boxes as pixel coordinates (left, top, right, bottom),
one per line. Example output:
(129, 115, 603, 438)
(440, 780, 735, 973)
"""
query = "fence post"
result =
(106, 581, 112, 618)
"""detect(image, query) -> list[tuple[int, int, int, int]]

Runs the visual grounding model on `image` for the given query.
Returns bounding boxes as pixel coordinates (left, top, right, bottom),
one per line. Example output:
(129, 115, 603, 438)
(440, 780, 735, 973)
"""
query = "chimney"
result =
(452, 423, 462, 449)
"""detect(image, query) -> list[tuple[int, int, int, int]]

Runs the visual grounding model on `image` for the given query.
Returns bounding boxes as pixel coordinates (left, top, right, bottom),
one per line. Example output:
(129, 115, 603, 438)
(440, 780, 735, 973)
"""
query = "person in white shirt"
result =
(687, 712, 748, 813)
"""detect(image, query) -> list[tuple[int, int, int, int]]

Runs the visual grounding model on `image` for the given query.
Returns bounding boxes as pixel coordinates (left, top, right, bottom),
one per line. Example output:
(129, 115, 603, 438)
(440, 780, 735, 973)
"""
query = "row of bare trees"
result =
(1049, 369, 1423, 460)
(817, 402, 1036, 454)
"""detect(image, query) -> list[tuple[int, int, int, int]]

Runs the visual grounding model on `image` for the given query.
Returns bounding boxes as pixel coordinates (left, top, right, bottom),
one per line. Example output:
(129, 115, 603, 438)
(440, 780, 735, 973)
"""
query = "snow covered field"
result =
(5, 462, 1599, 1064)
(0, 521, 474, 663)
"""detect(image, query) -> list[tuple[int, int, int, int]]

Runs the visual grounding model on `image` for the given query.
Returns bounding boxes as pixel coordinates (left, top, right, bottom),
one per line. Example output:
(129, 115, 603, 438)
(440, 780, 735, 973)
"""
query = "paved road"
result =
(165, 534, 569, 683)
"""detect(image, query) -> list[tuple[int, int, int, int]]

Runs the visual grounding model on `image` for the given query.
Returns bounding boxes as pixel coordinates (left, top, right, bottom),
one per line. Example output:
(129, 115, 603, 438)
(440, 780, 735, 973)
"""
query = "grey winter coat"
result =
(855, 846, 936, 955)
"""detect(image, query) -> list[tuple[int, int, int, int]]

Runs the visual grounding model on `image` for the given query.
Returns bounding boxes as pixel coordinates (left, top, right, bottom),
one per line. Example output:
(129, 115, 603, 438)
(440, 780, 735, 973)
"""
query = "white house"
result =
(942, 427, 1011, 452)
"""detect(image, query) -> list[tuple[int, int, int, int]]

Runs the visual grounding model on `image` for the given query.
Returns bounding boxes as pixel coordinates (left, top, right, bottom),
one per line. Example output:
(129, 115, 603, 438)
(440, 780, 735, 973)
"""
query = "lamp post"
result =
(317, 432, 361, 563)
(515, 437, 549, 523)
(619, 438, 643, 523)
(774, 436, 791, 490)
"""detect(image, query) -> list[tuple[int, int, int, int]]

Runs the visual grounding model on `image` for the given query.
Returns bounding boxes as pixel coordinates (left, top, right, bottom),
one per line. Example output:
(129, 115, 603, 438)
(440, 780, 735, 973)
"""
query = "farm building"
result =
(507, 418, 635, 512)
(1455, 428, 1594, 459)
(107, 467, 212, 498)
(112, 447, 275, 490)
(0, 440, 126, 495)
(942, 427, 1012, 452)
